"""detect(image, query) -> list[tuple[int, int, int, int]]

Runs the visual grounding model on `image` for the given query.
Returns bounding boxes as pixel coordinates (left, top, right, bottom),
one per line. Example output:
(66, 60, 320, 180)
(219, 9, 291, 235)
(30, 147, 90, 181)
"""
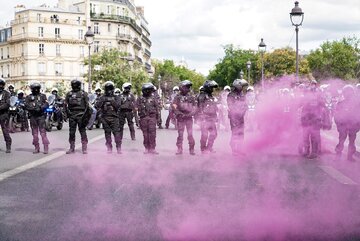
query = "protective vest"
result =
(137, 96, 157, 118)
(120, 93, 135, 110)
(101, 96, 118, 117)
(68, 91, 86, 111)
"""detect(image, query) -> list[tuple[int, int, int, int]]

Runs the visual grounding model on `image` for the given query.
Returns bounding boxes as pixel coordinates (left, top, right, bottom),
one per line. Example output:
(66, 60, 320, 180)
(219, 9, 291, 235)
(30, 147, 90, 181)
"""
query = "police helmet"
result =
(17, 90, 24, 95)
(153, 86, 157, 91)
(180, 80, 192, 88)
(0, 78, 6, 86)
(51, 87, 58, 94)
(114, 88, 121, 95)
(104, 81, 115, 91)
(8, 84, 14, 89)
(173, 86, 180, 91)
(203, 80, 218, 89)
(356, 83, 360, 89)
(142, 83, 155, 95)
(71, 79, 82, 91)
(199, 86, 204, 91)
(30, 82, 41, 92)
(342, 85, 355, 98)
(224, 86, 231, 91)
(247, 86, 254, 92)
(122, 82, 132, 91)
(232, 79, 243, 90)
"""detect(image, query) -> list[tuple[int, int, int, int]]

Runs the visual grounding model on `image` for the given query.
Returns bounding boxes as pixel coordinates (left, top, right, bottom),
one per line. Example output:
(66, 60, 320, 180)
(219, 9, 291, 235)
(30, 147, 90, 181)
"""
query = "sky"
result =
(1, 0, 360, 75)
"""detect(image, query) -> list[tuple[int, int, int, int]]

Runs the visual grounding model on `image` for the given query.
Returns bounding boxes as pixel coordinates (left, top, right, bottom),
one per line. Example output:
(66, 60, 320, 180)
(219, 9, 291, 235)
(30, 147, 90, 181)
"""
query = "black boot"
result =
(189, 147, 195, 156)
(66, 142, 75, 154)
(107, 145, 113, 154)
(33, 145, 40, 154)
(117, 147, 122, 154)
(5, 143, 11, 154)
(82, 144, 88, 154)
(176, 147, 183, 155)
(44, 145, 49, 154)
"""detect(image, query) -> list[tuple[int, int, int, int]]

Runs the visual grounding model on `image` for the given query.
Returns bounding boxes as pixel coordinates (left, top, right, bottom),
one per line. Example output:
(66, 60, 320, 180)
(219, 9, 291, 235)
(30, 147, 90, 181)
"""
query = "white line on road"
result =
(0, 134, 104, 183)
(318, 165, 358, 185)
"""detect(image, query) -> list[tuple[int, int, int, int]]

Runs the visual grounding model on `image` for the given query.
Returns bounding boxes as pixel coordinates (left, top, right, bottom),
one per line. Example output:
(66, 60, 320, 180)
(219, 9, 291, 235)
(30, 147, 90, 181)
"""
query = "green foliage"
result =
(152, 59, 206, 95)
(208, 45, 260, 87)
(263, 47, 310, 77)
(84, 49, 150, 94)
(306, 37, 360, 80)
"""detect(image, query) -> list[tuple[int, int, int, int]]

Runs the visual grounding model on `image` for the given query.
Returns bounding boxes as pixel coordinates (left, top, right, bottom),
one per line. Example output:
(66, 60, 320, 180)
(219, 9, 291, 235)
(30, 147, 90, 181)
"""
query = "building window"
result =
(55, 63, 62, 76)
(55, 28, 60, 38)
(38, 62, 46, 75)
(51, 15, 59, 23)
(22, 27, 25, 34)
(77, 17, 81, 25)
(94, 41, 100, 53)
(0, 48, 3, 59)
(38, 27, 44, 37)
(91, 4, 97, 14)
(79, 64, 85, 76)
(108, 23, 111, 32)
(0, 31, 5, 42)
(78, 29, 84, 40)
(94, 23, 99, 34)
(107, 41, 112, 48)
(107, 5, 111, 14)
(6, 47, 9, 58)
(21, 44, 24, 56)
(39, 44, 44, 55)
(80, 46, 85, 57)
(7, 65, 10, 77)
(117, 7, 120, 15)
(37, 13, 41, 22)
(56, 44, 61, 56)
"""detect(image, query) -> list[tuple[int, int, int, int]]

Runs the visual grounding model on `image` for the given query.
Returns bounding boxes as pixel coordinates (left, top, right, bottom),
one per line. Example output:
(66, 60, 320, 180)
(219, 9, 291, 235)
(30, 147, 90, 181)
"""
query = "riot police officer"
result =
(136, 83, 159, 154)
(198, 80, 219, 154)
(334, 85, 358, 161)
(165, 86, 179, 129)
(153, 86, 163, 129)
(119, 82, 137, 141)
(17, 90, 29, 132)
(96, 81, 122, 154)
(227, 79, 248, 155)
(0, 78, 12, 153)
(95, 88, 102, 98)
(114, 88, 121, 96)
(172, 80, 197, 155)
(25, 82, 50, 154)
(51, 88, 64, 124)
(64, 79, 90, 154)
(8, 84, 16, 97)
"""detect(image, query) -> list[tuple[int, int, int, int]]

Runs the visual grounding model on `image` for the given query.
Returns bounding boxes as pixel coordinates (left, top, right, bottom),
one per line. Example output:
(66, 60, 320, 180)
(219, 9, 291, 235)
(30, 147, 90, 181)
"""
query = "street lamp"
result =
(84, 26, 94, 93)
(239, 70, 244, 79)
(158, 75, 163, 99)
(258, 38, 266, 90)
(246, 60, 251, 83)
(290, 1, 304, 79)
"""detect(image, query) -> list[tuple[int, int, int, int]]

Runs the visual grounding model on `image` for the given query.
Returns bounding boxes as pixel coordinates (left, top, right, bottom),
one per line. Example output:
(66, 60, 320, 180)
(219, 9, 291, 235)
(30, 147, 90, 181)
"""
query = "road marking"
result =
(0, 134, 104, 183)
(318, 165, 358, 185)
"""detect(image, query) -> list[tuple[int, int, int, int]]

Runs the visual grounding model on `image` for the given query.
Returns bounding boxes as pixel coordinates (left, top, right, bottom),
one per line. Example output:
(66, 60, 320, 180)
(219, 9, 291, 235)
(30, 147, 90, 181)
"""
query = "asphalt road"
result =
(0, 118, 360, 241)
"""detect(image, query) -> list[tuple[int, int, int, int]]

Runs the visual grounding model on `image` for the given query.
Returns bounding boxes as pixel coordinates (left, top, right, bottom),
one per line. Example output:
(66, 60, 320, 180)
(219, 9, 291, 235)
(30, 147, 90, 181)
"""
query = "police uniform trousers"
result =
(176, 117, 195, 150)
(302, 125, 321, 156)
(229, 114, 245, 153)
(30, 115, 49, 146)
(335, 124, 357, 157)
(165, 109, 175, 128)
(119, 109, 135, 140)
(200, 118, 217, 151)
(140, 116, 157, 150)
(101, 116, 121, 149)
(0, 113, 12, 148)
(69, 112, 88, 145)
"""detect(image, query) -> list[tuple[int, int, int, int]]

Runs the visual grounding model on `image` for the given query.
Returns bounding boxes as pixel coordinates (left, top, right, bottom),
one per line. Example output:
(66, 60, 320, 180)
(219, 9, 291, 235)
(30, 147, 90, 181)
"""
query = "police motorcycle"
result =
(45, 95, 63, 131)
(8, 96, 20, 133)
(87, 93, 100, 129)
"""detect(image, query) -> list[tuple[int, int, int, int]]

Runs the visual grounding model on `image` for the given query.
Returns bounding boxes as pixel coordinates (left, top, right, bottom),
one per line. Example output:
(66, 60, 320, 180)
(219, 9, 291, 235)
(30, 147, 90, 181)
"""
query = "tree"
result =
(306, 37, 360, 80)
(84, 49, 150, 94)
(263, 47, 310, 78)
(208, 45, 260, 87)
(152, 59, 205, 96)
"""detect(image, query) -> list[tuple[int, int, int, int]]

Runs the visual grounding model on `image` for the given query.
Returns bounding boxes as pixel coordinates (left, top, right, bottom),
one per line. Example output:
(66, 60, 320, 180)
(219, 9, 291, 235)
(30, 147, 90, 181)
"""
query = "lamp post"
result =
(239, 70, 244, 79)
(258, 38, 266, 90)
(158, 75, 162, 99)
(84, 26, 94, 93)
(246, 60, 251, 83)
(290, 1, 304, 79)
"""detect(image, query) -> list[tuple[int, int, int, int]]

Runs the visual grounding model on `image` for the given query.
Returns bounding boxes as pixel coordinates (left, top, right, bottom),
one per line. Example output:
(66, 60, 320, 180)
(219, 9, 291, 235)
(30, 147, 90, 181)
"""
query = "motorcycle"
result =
(45, 95, 64, 132)
(87, 93, 101, 130)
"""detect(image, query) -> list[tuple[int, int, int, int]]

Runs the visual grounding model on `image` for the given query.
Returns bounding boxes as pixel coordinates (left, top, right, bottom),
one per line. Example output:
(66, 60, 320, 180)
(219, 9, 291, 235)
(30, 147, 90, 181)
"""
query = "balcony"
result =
(136, 56, 143, 63)
(142, 35, 152, 47)
(10, 16, 86, 26)
(144, 49, 151, 58)
(91, 14, 142, 34)
(145, 62, 151, 71)
(116, 33, 132, 42)
(133, 38, 142, 50)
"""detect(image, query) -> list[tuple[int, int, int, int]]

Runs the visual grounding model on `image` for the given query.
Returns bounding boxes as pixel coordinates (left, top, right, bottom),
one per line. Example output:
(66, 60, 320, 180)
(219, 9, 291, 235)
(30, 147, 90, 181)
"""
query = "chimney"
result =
(14, 5, 26, 13)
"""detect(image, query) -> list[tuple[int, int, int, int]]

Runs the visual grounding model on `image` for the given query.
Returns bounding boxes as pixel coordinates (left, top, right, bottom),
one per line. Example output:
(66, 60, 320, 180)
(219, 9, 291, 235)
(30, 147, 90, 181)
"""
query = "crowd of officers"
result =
(1, 76, 360, 160)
